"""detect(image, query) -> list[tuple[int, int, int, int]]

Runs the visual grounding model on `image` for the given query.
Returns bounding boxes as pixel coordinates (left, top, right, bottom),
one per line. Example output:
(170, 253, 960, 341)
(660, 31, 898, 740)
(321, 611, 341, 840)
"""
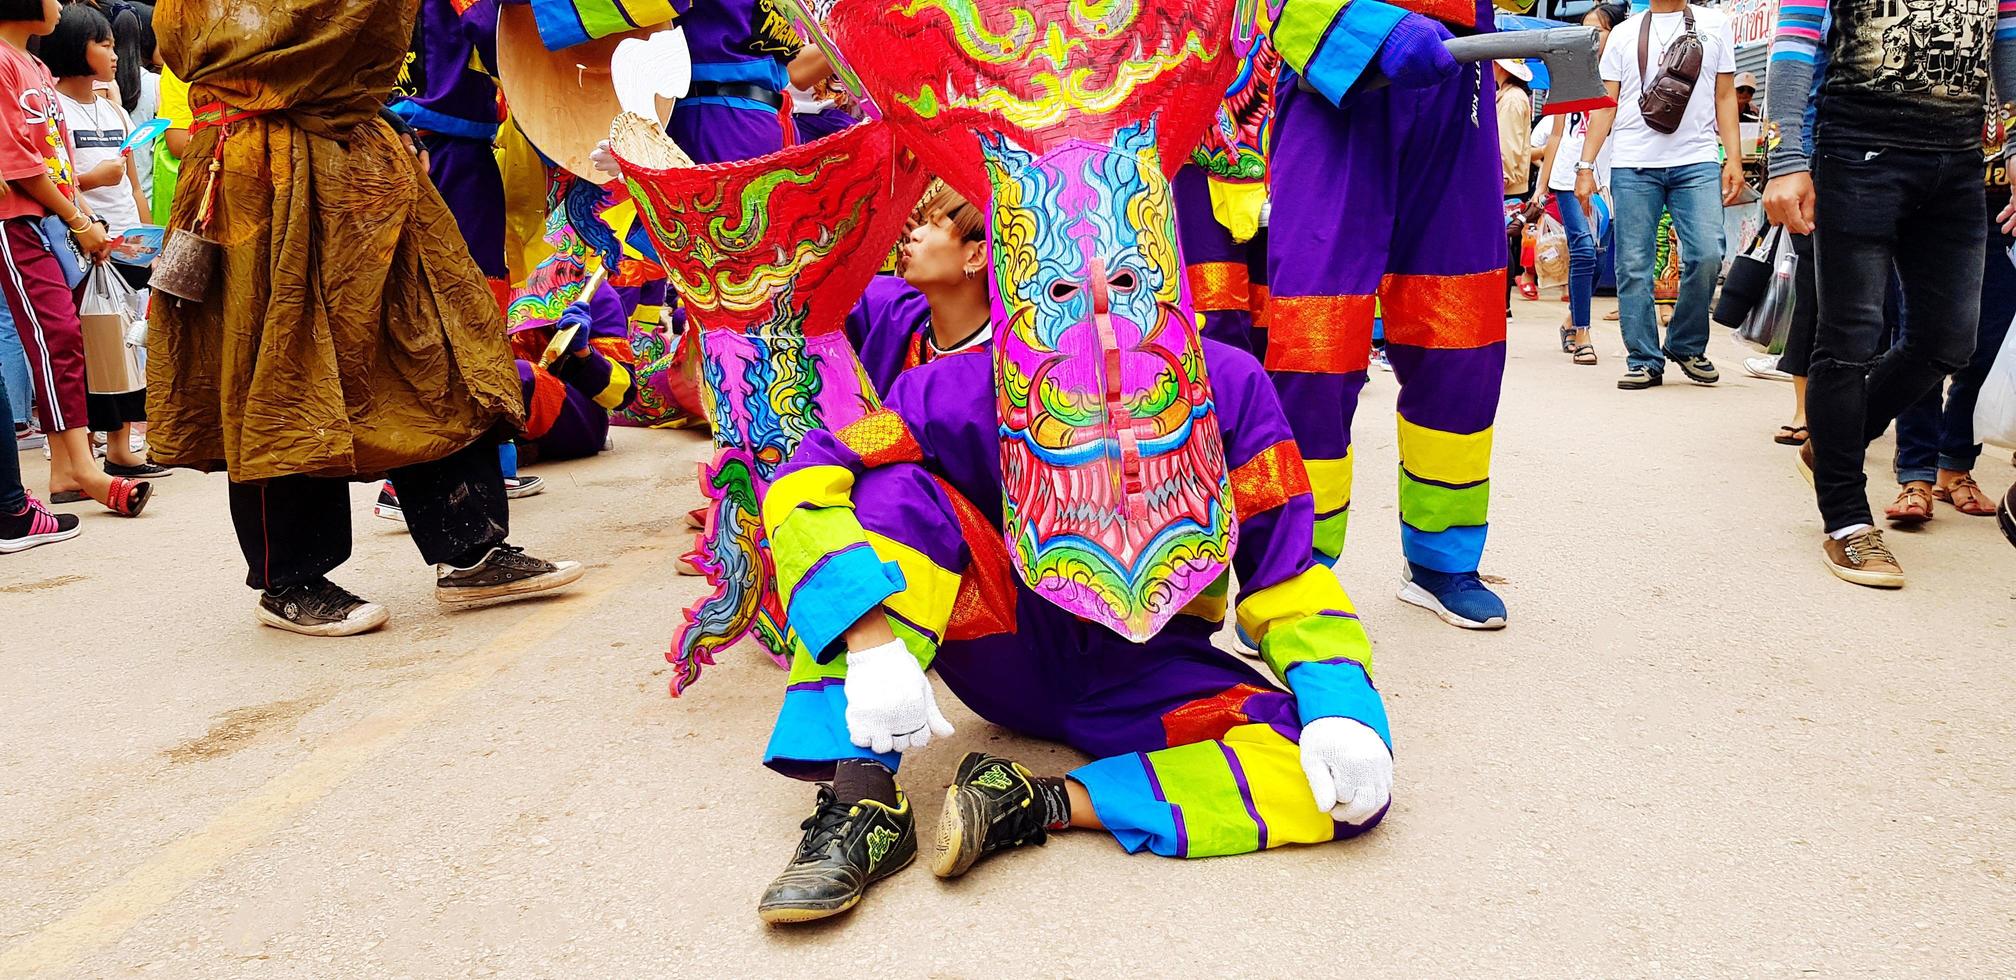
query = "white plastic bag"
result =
(1973, 309, 2016, 449)
(78, 264, 144, 394)
(1531, 215, 1569, 290)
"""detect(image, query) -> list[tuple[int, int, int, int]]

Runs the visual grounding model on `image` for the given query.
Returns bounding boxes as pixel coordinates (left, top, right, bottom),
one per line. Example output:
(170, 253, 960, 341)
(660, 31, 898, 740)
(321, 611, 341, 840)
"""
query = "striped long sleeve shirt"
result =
(1765, 0, 2016, 176)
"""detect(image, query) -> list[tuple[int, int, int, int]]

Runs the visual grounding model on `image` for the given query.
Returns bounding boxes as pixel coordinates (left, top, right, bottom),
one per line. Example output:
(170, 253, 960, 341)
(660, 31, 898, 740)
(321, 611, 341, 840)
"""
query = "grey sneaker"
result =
(435, 545, 584, 604)
(1618, 368, 1663, 390)
(257, 579, 390, 636)
(1668, 352, 1720, 385)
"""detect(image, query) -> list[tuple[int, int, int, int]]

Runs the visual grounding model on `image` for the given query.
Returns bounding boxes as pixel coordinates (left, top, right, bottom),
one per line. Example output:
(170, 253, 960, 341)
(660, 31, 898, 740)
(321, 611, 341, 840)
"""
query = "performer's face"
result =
(899, 215, 983, 289)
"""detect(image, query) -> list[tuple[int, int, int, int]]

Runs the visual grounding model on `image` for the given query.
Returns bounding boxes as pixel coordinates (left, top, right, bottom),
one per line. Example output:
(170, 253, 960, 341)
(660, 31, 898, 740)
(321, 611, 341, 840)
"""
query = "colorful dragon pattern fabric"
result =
(1191, 0, 1280, 187)
(829, 0, 1239, 640)
(612, 118, 927, 693)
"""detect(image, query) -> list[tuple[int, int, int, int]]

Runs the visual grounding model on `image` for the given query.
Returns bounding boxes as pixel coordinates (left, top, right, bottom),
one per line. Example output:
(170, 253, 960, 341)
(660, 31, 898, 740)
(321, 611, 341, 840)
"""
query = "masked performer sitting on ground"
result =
(748, 0, 1395, 925)
(148, 0, 583, 637)
(845, 184, 993, 393)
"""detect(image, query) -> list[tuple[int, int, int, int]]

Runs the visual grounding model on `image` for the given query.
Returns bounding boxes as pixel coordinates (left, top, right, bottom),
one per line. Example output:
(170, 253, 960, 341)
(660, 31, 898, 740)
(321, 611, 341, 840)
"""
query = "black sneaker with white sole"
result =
(257, 579, 390, 636)
(1666, 351, 1720, 385)
(434, 545, 584, 604)
(757, 785, 917, 924)
(505, 475, 545, 499)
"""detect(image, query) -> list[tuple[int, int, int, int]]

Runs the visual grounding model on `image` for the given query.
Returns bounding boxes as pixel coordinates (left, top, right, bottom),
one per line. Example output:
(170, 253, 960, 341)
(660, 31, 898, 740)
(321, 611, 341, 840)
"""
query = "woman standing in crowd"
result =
(0, 0, 149, 516)
(47, 1, 165, 480)
(1534, 1, 1628, 366)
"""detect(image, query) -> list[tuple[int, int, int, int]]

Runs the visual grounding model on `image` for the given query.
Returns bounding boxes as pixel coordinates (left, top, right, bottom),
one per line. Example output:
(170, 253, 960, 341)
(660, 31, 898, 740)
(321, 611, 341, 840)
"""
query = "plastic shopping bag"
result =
(1974, 308, 2016, 449)
(78, 263, 144, 394)
(1733, 227, 1796, 354)
(1532, 215, 1570, 290)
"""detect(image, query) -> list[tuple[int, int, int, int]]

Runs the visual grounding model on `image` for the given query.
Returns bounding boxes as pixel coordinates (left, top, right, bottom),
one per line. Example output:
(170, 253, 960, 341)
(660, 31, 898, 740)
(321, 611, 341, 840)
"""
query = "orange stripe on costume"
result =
(1250, 284, 1272, 330)
(941, 476, 1017, 641)
(1231, 440, 1312, 518)
(1188, 261, 1252, 313)
(524, 365, 567, 440)
(1162, 684, 1275, 747)
(1263, 294, 1376, 374)
(1393, 0, 1483, 28)
(835, 409, 923, 468)
(590, 336, 638, 365)
(1380, 270, 1507, 351)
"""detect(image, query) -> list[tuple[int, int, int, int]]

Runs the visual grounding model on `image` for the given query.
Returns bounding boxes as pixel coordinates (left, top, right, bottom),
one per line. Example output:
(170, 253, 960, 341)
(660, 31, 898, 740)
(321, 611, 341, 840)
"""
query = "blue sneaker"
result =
(1398, 563, 1507, 630)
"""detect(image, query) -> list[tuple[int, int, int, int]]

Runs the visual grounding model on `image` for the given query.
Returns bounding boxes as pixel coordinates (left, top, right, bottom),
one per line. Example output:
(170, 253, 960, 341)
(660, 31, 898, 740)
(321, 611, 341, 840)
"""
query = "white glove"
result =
(1299, 717, 1394, 825)
(842, 640, 954, 756)
(590, 139, 622, 178)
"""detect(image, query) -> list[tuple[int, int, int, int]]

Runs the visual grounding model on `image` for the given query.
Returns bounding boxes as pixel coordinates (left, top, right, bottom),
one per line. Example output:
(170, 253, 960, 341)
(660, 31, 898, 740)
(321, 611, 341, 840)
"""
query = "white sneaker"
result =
(1742, 356, 1792, 382)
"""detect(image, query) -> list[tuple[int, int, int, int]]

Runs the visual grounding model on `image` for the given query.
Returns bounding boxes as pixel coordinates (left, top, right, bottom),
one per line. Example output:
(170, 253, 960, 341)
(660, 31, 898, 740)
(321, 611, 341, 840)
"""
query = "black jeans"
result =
(1808, 145, 1984, 532)
(227, 439, 509, 591)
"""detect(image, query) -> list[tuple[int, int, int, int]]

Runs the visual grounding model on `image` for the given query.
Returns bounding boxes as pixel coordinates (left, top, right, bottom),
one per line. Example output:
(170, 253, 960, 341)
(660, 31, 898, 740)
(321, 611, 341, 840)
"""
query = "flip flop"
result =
(1885, 483, 1935, 527)
(48, 490, 88, 504)
(1934, 477, 1997, 517)
(1773, 425, 1809, 446)
(105, 478, 151, 517)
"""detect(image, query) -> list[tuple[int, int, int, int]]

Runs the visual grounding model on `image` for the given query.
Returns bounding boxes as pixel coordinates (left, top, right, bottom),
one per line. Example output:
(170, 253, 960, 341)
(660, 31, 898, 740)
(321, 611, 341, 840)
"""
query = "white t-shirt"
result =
(1598, 5, 1737, 169)
(57, 92, 143, 234)
(1534, 113, 1612, 191)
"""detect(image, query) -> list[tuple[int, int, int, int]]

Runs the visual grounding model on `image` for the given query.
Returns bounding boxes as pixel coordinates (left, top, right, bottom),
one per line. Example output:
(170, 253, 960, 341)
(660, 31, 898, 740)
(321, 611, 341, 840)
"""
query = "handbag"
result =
(35, 213, 87, 290)
(1714, 223, 1781, 328)
(78, 262, 145, 394)
(1637, 4, 1703, 136)
(1733, 230, 1797, 354)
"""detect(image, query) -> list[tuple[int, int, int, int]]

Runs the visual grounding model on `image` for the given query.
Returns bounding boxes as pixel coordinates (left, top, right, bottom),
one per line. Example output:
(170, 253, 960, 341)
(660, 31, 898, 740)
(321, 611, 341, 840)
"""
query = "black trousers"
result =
(1809, 144, 1984, 532)
(228, 439, 509, 591)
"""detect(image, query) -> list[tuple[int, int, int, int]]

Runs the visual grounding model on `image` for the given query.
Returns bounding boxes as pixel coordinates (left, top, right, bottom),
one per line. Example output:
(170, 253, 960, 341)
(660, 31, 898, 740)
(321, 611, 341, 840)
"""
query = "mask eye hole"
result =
(1049, 282, 1080, 303)
(1108, 270, 1137, 292)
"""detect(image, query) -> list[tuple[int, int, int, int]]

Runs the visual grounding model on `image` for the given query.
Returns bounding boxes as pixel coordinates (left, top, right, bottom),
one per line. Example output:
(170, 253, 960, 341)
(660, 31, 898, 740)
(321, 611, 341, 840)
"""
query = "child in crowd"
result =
(0, 0, 149, 516)
(46, 2, 165, 480)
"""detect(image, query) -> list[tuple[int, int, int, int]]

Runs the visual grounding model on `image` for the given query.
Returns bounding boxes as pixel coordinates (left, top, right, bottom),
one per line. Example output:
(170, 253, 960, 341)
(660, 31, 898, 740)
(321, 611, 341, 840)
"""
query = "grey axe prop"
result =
(1336, 26, 1611, 115)
(1446, 27, 1611, 114)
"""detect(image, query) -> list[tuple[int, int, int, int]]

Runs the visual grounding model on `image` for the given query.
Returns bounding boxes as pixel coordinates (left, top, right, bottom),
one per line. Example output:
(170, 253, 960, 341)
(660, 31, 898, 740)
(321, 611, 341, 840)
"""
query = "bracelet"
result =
(65, 214, 91, 232)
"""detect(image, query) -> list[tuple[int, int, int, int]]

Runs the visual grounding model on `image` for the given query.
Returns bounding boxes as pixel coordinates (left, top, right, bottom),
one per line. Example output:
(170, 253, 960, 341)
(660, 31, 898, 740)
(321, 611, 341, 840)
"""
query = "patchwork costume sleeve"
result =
(1272, 0, 1415, 104)
(548, 331, 639, 413)
(1762, 0, 1828, 178)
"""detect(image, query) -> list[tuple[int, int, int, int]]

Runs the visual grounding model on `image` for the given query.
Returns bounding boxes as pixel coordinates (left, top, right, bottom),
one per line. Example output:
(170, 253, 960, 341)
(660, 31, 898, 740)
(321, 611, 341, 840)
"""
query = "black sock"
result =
(832, 759, 898, 807)
(1032, 776, 1072, 830)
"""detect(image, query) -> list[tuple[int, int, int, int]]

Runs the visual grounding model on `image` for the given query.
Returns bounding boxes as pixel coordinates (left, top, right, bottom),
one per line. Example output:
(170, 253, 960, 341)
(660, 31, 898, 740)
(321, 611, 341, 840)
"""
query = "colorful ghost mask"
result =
(609, 114, 928, 693)
(829, 0, 1240, 641)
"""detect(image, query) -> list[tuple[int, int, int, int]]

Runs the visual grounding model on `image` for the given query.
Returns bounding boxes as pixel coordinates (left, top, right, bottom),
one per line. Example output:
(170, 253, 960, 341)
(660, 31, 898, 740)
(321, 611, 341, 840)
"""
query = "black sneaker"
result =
(256, 579, 390, 637)
(504, 475, 546, 499)
(1667, 351, 1720, 385)
(932, 752, 1052, 879)
(372, 481, 405, 523)
(757, 784, 916, 924)
(104, 461, 172, 478)
(0, 494, 82, 554)
(1617, 368, 1663, 390)
(434, 545, 584, 604)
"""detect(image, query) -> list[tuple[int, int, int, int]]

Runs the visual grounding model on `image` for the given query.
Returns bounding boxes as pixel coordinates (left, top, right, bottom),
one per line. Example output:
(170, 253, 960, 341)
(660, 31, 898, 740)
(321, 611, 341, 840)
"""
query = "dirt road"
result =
(4, 300, 2013, 977)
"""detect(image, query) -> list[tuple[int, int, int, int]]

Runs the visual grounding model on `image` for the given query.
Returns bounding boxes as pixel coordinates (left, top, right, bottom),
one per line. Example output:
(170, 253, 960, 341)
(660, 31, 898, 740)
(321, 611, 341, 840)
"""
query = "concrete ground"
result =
(4, 297, 2014, 978)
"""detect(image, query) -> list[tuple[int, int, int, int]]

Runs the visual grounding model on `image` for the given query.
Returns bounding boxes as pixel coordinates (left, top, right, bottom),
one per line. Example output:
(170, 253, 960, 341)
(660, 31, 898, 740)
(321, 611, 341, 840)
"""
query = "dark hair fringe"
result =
(0, 0, 49, 24)
(42, 2, 114, 80)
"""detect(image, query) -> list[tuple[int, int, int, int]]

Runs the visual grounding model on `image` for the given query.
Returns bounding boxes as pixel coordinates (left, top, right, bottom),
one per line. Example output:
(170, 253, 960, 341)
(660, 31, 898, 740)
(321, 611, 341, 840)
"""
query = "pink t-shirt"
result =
(0, 43, 75, 221)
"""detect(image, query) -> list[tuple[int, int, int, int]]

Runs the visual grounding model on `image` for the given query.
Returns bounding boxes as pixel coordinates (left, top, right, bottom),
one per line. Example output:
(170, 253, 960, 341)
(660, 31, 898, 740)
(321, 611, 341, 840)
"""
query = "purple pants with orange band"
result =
(1175, 165, 1271, 360)
(1264, 66, 1506, 573)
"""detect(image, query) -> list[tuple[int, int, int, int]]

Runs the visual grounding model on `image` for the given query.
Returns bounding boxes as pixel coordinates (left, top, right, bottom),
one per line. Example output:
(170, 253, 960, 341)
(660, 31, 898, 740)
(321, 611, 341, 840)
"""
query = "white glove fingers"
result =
(924, 696, 955, 738)
(1333, 783, 1386, 826)
(1300, 753, 1339, 813)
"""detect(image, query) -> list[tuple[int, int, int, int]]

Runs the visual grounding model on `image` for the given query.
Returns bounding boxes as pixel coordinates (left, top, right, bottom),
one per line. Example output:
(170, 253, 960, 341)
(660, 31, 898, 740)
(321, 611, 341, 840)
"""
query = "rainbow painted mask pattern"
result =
(984, 123, 1235, 640)
(1192, 0, 1280, 185)
(611, 116, 927, 693)
(827, 0, 1239, 641)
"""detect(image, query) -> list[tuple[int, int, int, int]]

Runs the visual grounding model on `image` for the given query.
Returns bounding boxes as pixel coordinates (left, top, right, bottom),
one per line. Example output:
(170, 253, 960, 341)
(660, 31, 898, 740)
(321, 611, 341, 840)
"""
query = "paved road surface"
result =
(5, 298, 2014, 977)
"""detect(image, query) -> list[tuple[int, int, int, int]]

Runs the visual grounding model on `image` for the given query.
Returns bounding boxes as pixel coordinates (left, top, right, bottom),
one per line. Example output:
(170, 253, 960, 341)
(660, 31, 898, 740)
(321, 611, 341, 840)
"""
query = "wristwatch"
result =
(1573, 161, 1597, 173)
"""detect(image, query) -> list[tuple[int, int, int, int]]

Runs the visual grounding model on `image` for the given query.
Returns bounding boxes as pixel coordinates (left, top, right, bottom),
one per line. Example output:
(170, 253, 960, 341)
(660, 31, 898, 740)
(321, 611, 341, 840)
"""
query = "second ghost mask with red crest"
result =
(827, 0, 1241, 642)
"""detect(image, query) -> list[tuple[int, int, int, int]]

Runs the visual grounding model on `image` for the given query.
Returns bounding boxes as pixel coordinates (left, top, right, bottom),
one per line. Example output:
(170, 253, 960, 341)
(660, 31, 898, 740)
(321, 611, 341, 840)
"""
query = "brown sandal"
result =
(1934, 476, 1996, 517)
(1571, 344, 1598, 365)
(1774, 425, 1809, 446)
(1885, 483, 1935, 527)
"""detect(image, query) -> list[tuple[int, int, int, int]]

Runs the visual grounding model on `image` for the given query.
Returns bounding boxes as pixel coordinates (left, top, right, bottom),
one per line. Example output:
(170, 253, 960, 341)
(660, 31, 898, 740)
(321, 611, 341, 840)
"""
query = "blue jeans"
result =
(1611, 162, 1725, 373)
(1893, 205, 2016, 484)
(0, 366, 23, 512)
(1552, 189, 1599, 329)
(0, 296, 29, 427)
